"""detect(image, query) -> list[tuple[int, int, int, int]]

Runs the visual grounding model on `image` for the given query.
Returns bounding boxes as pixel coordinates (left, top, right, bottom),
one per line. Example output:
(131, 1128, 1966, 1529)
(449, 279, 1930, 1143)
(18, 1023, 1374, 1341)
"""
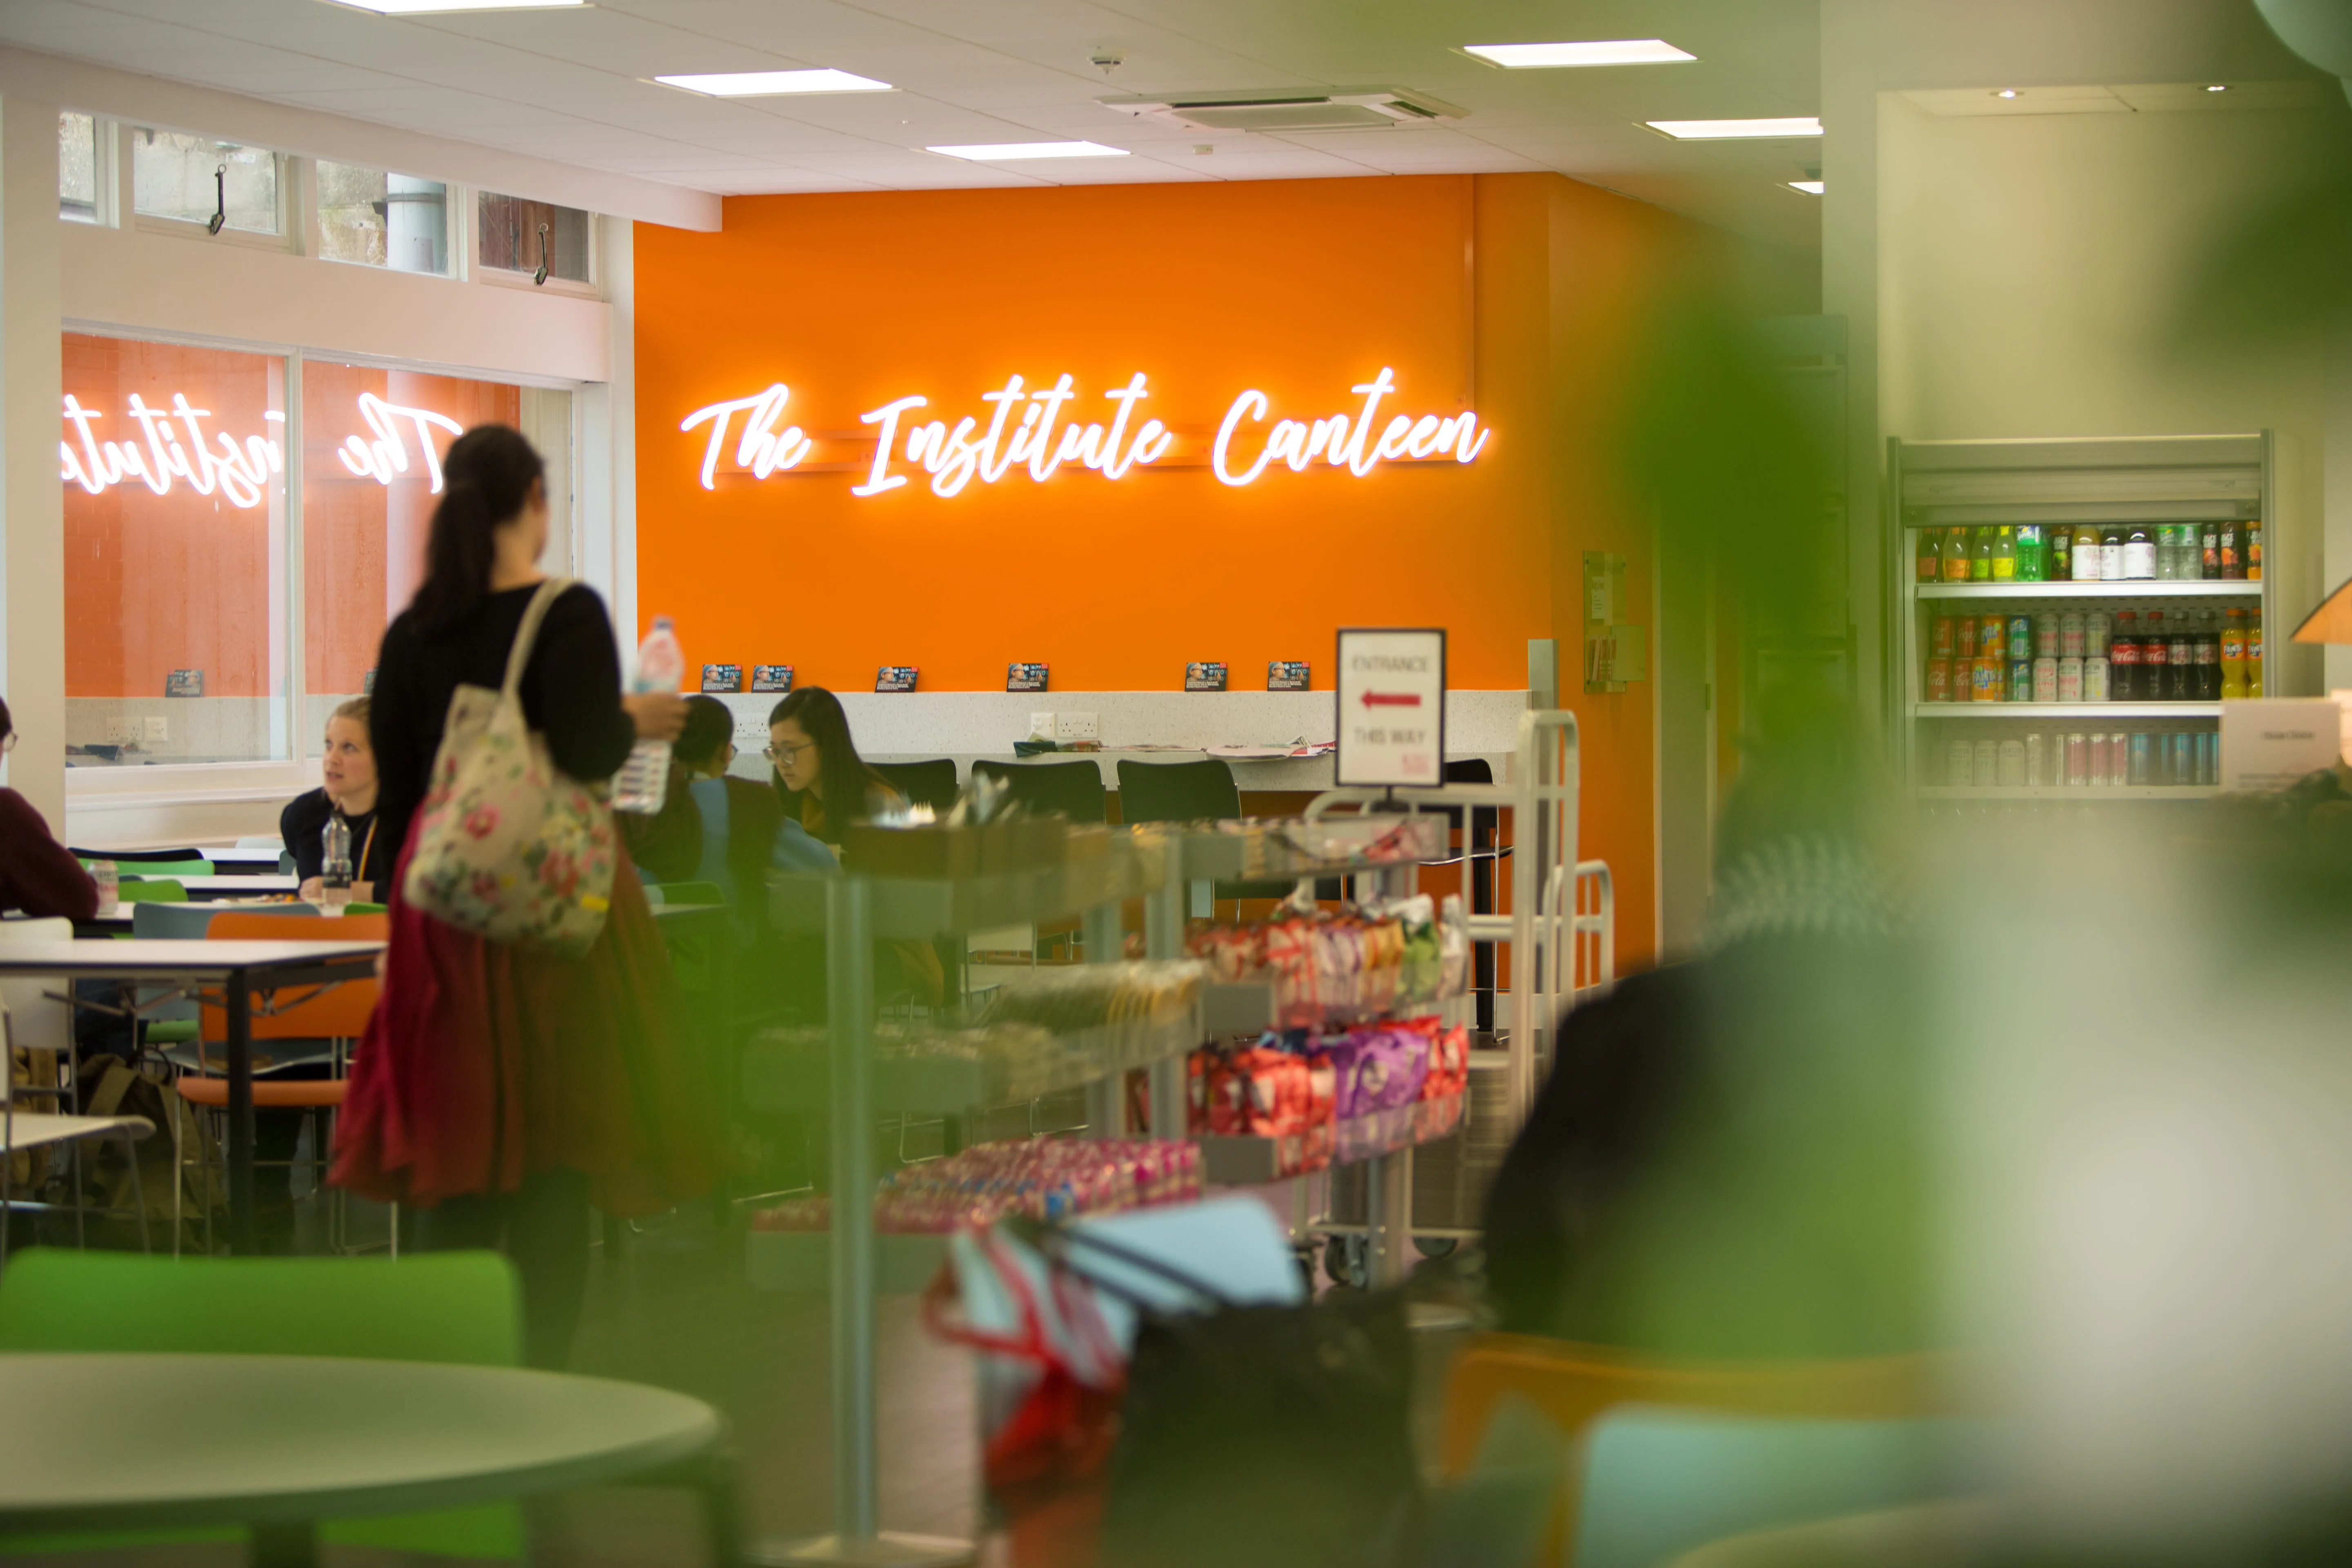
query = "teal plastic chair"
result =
(0, 1249, 528, 1559)
(1571, 1410, 1978, 1568)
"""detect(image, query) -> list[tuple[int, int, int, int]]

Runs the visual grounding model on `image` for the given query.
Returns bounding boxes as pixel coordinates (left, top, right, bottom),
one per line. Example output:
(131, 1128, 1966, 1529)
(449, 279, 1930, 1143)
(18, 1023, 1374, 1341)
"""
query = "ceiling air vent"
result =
(1097, 87, 1468, 134)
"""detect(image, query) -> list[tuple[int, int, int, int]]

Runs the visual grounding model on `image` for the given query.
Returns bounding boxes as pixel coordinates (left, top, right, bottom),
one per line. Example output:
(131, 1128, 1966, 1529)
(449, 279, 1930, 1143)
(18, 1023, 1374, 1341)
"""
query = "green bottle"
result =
(2016, 523, 2046, 582)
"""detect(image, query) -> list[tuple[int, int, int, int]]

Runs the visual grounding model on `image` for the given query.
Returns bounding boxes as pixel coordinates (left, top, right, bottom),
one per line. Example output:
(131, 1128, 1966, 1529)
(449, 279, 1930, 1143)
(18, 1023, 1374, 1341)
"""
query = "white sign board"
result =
(1336, 628, 1446, 788)
(2220, 697, 2345, 793)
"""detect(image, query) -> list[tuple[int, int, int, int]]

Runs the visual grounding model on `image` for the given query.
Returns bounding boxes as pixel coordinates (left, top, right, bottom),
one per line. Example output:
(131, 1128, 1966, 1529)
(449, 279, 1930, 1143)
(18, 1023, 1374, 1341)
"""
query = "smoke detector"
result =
(1097, 85, 1467, 134)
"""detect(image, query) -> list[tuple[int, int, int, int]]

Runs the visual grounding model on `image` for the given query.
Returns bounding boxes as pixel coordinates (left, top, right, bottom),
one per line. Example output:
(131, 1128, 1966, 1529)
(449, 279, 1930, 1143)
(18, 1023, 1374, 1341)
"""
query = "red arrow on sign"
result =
(1360, 691, 1423, 709)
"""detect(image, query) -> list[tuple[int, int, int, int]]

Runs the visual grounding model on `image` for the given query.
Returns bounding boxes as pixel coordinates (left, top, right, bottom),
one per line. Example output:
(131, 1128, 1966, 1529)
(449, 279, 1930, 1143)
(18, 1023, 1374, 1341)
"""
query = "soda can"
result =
(1949, 738, 1975, 786)
(1925, 657, 1951, 703)
(2113, 733, 2132, 784)
(2065, 731, 2089, 785)
(2033, 657, 2058, 702)
(2058, 656, 2084, 703)
(1972, 658, 2001, 702)
(2199, 731, 2219, 786)
(1931, 615, 1955, 657)
(2060, 612, 2085, 658)
(1974, 739, 1998, 787)
(2128, 732, 2153, 785)
(2085, 612, 2111, 658)
(2035, 614, 2060, 657)
(2084, 656, 2111, 704)
(1980, 614, 2006, 655)
(2026, 732, 2046, 786)
(2009, 659, 2034, 700)
(1998, 739, 2027, 786)
(2007, 615, 2033, 661)
(1956, 617, 1977, 661)
(2090, 733, 2111, 786)
(2167, 732, 2193, 786)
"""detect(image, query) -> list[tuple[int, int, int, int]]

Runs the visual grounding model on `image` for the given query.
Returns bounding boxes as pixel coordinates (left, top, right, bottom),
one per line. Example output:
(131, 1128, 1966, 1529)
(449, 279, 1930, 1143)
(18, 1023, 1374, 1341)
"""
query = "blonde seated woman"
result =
(280, 697, 391, 903)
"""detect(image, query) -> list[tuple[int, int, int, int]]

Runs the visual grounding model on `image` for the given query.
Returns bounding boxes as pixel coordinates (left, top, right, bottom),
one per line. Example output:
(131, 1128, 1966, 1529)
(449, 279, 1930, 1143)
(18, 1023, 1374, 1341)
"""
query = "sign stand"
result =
(1335, 628, 1446, 791)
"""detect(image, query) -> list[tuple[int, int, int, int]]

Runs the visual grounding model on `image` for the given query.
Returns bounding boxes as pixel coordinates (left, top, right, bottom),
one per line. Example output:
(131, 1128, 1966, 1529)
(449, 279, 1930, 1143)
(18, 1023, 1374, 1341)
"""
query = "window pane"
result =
(477, 191, 590, 282)
(59, 112, 98, 223)
(318, 161, 449, 275)
(62, 333, 288, 766)
(132, 128, 277, 234)
(302, 363, 521, 746)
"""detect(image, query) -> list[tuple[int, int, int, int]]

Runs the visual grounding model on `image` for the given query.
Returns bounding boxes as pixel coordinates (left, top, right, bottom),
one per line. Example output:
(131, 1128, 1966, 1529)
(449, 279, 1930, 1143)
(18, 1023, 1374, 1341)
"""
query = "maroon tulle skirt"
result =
(330, 822, 724, 1216)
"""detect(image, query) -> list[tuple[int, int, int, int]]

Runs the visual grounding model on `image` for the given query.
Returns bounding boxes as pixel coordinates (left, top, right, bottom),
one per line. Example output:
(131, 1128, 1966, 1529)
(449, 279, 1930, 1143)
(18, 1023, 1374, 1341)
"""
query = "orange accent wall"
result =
(634, 173, 1715, 970)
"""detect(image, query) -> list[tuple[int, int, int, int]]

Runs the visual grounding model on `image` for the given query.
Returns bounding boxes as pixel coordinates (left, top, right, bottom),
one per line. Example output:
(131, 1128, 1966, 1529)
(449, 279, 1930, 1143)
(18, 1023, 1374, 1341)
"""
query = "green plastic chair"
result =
(114, 881, 187, 904)
(0, 1249, 528, 1559)
(661, 881, 725, 908)
(110, 859, 215, 879)
(347, 902, 389, 916)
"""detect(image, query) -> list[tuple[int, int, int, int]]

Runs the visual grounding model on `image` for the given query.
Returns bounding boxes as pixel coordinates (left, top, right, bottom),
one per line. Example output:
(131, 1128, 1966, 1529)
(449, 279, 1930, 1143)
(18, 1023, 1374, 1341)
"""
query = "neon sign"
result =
(60, 392, 467, 510)
(679, 367, 1488, 499)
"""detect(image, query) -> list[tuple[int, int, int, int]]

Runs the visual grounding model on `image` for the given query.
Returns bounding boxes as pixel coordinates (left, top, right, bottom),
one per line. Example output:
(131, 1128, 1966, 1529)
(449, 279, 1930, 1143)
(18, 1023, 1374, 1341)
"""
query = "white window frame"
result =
(472, 191, 600, 299)
(58, 110, 117, 227)
(125, 123, 296, 253)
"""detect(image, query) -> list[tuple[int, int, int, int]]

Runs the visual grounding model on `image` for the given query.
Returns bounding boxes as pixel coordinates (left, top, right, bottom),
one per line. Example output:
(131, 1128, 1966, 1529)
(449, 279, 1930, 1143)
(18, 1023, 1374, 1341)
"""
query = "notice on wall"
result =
(2221, 697, 2346, 793)
(165, 669, 205, 699)
(875, 666, 919, 693)
(1184, 662, 1228, 693)
(1267, 660, 1312, 691)
(750, 665, 794, 693)
(1007, 662, 1049, 693)
(1336, 628, 1445, 788)
(700, 664, 744, 693)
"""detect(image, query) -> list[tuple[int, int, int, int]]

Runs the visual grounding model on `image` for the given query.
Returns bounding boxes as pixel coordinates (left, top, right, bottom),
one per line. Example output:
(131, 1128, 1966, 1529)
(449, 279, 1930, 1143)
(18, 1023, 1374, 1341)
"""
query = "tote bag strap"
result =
(498, 576, 576, 700)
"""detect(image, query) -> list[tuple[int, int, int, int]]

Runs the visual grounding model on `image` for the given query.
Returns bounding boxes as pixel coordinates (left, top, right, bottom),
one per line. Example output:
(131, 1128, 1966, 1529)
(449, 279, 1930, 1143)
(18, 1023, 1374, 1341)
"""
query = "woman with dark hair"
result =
(765, 685, 900, 843)
(0, 697, 97, 922)
(675, 695, 835, 929)
(332, 424, 713, 1368)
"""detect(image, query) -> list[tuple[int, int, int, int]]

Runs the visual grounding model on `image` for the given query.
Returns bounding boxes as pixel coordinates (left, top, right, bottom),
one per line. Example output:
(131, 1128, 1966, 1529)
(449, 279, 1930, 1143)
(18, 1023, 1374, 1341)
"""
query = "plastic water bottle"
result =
(614, 615, 684, 814)
(91, 859, 118, 914)
(321, 815, 353, 915)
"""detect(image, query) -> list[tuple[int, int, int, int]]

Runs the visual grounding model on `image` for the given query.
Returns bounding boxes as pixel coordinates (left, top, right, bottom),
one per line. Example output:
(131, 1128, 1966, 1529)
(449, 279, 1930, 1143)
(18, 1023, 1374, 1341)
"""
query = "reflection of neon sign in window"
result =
(335, 393, 465, 492)
(59, 392, 284, 510)
(680, 367, 1488, 499)
(60, 391, 466, 510)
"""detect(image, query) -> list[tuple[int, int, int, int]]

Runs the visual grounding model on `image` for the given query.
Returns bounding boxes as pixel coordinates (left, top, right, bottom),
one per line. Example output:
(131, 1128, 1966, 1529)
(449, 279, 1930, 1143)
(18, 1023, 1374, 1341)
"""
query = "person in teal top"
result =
(674, 696, 835, 942)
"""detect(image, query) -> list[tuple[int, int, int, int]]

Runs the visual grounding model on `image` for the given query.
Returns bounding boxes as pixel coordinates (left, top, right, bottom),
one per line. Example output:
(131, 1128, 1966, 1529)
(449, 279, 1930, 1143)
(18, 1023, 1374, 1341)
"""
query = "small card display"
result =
(1267, 660, 1312, 691)
(750, 665, 795, 693)
(875, 666, 919, 693)
(700, 663, 744, 693)
(1007, 662, 1049, 693)
(165, 669, 205, 699)
(1184, 662, 1229, 693)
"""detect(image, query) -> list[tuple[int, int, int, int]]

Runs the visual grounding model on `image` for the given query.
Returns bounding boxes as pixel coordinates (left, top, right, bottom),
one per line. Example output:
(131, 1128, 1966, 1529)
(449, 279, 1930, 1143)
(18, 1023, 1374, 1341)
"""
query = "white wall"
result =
(1878, 94, 2336, 694)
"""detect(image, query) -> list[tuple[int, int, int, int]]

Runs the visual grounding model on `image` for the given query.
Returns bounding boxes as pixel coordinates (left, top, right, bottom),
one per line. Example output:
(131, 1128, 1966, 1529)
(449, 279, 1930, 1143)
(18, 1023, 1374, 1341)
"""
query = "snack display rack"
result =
(751, 709, 1598, 1567)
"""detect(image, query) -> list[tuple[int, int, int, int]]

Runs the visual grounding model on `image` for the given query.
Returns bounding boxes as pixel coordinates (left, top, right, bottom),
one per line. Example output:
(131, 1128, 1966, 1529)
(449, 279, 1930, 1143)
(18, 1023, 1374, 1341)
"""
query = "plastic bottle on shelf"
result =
(2249, 618, 2264, 698)
(2109, 611, 2141, 702)
(2166, 614, 2194, 701)
(2201, 521, 2222, 579)
(2154, 525, 2181, 581)
(2017, 523, 2046, 581)
(2071, 523, 2103, 582)
(1992, 526, 2017, 581)
(2219, 609, 2249, 699)
(1944, 527, 1972, 582)
(2050, 525, 2073, 581)
(1971, 528, 1994, 581)
(2247, 518, 2263, 582)
(2194, 611, 2221, 701)
(2219, 520, 2245, 581)
(1916, 529, 1940, 583)
(2122, 523, 2156, 580)
(613, 616, 684, 814)
(2100, 526, 2127, 582)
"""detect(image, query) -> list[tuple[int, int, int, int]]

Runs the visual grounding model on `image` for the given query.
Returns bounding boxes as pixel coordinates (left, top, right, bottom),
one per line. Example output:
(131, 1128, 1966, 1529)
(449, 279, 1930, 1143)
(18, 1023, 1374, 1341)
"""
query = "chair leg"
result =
(70, 1138, 85, 1248)
(389, 1200, 399, 1261)
(124, 1129, 150, 1254)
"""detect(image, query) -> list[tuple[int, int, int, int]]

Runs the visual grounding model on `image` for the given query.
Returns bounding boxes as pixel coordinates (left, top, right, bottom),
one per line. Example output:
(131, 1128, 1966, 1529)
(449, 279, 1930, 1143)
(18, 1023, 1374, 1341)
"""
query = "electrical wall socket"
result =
(145, 717, 168, 742)
(1054, 711, 1098, 743)
(1030, 711, 1056, 739)
(104, 717, 129, 743)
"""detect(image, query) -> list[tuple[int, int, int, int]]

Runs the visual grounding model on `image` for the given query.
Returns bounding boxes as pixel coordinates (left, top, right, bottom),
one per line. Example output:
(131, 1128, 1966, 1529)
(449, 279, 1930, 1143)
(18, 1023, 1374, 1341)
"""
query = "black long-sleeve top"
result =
(279, 788, 393, 889)
(368, 582, 639, 871)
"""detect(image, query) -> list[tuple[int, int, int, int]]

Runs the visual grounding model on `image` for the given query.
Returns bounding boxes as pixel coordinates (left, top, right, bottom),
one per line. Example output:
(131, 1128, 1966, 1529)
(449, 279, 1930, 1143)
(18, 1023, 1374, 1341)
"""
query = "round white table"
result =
(0, 1352, 730, 1566)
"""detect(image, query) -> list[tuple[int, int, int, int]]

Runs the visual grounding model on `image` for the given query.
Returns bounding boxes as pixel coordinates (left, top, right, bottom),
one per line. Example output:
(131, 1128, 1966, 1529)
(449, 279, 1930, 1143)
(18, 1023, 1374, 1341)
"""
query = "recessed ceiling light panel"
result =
(1787, 179, 1825, 194)
(928, 141, 1129, 160)
(1464, 40, 1695, 68)
(1646, 116, 1823, 140)
(333, 0, 585, 12)
(656, 69, 892, 95)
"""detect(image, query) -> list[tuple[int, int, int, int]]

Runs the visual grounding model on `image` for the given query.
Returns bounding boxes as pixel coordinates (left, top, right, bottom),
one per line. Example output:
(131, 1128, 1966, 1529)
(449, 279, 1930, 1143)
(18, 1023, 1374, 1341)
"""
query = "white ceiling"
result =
(0, 0, 2325, 253)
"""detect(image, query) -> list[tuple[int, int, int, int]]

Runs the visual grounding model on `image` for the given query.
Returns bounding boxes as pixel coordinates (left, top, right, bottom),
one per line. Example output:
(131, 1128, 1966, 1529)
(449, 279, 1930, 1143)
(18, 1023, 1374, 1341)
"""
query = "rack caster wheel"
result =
(1323, 1234, 1368, 1290)
(1413, 1236, 1458, 1260)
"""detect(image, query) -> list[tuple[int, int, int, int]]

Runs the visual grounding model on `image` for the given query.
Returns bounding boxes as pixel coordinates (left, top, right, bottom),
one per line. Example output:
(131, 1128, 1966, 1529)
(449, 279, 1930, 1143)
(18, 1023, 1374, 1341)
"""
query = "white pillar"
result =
(577, 215, 635, 644)
(1821, 0, 1884, 724)
(0, 92, 65, 829)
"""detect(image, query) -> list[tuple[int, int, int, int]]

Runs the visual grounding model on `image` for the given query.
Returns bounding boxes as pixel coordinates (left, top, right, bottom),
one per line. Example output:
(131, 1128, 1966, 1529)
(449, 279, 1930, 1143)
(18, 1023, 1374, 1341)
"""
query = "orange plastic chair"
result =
(1437, 1334, 1955, 1568)
(177, 913, 387, 1252)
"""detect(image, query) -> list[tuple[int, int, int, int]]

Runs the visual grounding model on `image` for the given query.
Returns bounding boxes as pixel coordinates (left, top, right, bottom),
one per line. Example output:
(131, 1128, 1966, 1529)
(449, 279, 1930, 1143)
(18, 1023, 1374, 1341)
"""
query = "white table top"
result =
(0, 939, 382, 977)
(145, 875, 301, 895)
(0, 1352, 720, 1532)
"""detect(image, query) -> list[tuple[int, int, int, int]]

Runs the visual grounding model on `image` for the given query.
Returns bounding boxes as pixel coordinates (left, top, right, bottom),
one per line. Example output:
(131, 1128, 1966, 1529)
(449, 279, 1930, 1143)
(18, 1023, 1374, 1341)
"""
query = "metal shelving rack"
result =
(1890, 435, 2272, 800)
(750, 708, 1604, 1566)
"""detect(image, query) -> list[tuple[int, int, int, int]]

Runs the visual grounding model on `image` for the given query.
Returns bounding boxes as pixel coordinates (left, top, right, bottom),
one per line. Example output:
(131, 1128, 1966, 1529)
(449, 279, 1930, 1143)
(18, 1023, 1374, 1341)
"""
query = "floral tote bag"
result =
(401, 577, 617, 956)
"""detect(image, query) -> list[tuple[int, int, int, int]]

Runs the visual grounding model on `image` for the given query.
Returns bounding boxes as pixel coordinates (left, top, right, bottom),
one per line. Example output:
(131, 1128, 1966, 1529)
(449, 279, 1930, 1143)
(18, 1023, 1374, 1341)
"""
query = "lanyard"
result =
(357, 815, 378, 880)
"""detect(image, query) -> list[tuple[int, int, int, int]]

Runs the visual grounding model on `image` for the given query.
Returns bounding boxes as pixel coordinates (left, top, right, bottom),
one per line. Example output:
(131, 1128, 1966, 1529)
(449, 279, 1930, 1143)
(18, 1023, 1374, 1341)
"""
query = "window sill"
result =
(475, 265, 600, 302)
(130, 214, 294, 254)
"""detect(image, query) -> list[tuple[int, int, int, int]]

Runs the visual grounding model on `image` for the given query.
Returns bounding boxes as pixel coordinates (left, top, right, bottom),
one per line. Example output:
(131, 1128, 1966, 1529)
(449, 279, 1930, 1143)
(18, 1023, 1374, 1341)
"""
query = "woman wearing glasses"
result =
(0, 698, 98, 921)
(764, 686, 903, 844)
